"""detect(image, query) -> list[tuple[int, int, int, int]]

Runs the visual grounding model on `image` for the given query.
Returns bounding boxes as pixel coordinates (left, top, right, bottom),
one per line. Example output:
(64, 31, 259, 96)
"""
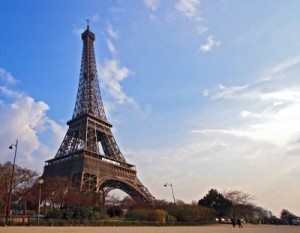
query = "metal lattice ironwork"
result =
(72, 27, 107, 121)
(43, 24, 154, 204)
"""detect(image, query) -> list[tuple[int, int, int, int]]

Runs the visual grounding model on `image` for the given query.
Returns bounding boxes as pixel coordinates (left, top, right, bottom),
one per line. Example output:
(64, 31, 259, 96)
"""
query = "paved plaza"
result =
(1, 224, 299, 233)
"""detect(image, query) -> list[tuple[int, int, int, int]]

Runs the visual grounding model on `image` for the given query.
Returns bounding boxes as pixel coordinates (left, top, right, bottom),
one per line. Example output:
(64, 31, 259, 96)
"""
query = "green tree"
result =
(198, 189, 232, 220)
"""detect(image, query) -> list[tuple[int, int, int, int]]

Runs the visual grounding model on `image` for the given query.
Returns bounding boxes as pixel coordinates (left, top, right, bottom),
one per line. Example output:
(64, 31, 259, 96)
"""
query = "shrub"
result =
(93, 211, 108, 220)
(46, 206, 108, 220)
(168, 204, 215, 223)
(125, 208, 166, 224)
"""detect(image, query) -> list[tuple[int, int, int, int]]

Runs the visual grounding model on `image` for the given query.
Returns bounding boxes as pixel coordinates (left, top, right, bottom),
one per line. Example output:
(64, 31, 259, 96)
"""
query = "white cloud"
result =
(240, 110, 262, 119)
(99, 60, 148, 118)
(99, 59, 134, 105)
(0, 68, 18, 84)
(91, 13, 100, 22)
(173, 0, 211, 52)
(106, 39, 118, 55)
(137, 73, 300, 209)
(106, 23, 119, 39)
(144, 0, 160, 11)
(175, 0, 202, 21)
(0, 86, 23, 99)
(203, 84, 248, 99)
(72, 27, 84, 37)
(272, 57, 300, 74)
(260, 57, 300, 81)
(202, 58, 300, 146)
(200, 35, 221, 52)
(204, 57, 300, 101)
(0, 86, 65, 172)
(260, 88, 300, 101)
(126, 128, 300, 214)
(133, 113, 300, 214)
(196, 25, 208, 34)
(149, 14, 157, 21)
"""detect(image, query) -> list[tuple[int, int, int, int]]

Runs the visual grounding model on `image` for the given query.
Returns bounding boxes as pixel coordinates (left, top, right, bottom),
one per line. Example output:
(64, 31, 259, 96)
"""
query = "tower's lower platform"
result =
(43, 150, 154, 203)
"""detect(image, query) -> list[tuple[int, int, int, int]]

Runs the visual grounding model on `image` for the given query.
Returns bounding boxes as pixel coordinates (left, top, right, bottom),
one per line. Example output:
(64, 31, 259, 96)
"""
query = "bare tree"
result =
(38, 176, 102, 211)
(41, 176, 71, 210)
(0, 162, 39, 214)
(222, 189, 256, 218)
(0, 162, 11, 214)
(120, 196, 135, 209)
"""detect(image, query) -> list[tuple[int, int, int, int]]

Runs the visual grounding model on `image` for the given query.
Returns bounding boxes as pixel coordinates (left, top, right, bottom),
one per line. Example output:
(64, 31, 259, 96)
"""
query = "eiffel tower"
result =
(43, 23, 154, 204)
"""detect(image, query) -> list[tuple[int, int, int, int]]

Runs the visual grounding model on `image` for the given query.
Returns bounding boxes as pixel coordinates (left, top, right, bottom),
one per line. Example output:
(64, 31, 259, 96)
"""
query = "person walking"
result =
(237, 218, 243, 228)
(231, 218, 236, 228)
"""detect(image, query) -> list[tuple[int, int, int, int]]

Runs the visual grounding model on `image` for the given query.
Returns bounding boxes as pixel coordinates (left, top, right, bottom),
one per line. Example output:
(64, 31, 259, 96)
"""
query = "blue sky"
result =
(1, 0, 300, 216)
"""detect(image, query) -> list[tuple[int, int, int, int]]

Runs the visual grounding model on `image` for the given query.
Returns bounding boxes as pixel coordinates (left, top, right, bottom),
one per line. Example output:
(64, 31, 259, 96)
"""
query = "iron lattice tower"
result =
(43, 24, 154, 204)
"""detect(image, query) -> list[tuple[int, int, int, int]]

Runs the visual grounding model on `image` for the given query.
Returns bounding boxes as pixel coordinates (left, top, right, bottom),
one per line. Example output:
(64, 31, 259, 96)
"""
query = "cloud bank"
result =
(124, 57, 300, 215)
(0, 68, 65, 172)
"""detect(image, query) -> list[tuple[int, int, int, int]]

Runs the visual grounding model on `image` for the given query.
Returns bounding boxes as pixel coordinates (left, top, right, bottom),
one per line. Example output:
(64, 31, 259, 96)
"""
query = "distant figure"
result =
(231, 218, 236, 228)
(237, 218, 243, 228)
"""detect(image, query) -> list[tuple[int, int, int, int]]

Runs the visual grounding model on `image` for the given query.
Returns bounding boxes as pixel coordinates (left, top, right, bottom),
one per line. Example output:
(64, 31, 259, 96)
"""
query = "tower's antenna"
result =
(87, 19, 90, 30)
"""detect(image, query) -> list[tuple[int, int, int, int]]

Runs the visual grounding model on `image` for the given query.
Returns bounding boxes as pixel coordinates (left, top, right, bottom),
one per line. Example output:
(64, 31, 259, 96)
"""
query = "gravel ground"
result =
(1, 224, 299, 233)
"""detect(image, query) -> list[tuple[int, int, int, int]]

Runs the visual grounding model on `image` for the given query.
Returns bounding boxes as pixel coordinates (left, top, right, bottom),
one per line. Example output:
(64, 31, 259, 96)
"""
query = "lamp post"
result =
(164, 182, 176, 204)
(37, 178, 44, 226)
(5, 139, 18, 224)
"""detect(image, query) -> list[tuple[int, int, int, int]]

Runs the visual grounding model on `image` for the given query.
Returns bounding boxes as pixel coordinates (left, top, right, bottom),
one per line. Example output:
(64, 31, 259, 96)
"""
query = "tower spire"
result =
(86, 19, 90, 30)
(72, 23, 107, 121)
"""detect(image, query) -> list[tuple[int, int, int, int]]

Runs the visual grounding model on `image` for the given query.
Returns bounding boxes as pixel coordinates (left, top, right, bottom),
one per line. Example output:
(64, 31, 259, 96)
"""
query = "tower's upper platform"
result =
(82, 24, 95, 41)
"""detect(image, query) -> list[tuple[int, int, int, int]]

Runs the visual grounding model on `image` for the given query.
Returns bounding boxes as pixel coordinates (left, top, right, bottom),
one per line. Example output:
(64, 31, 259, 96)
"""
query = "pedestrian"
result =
(237, 218, 243, 228)
(231, 218, 236, 228)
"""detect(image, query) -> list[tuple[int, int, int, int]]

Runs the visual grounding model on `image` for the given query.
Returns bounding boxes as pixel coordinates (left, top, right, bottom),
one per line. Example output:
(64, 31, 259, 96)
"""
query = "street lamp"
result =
(37, 178, 44, 226)
(5, 139, 18, 224)
(164, 182, 176, 204)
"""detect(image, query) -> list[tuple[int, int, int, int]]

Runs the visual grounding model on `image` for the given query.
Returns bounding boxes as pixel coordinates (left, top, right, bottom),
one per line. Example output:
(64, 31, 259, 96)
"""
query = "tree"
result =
(222, 189, 256, 218)
(106, 205, 123, 218)
(153, 199, 168, 210)
(120, 196, 135, 209)
(105, 194, 122, 217)
(0, 162, 11, 214)
(0, 162, 39, 214)
(40, 176, 100, 210)
(40, 176, 71, 210)
(198, 189, 232, 220)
